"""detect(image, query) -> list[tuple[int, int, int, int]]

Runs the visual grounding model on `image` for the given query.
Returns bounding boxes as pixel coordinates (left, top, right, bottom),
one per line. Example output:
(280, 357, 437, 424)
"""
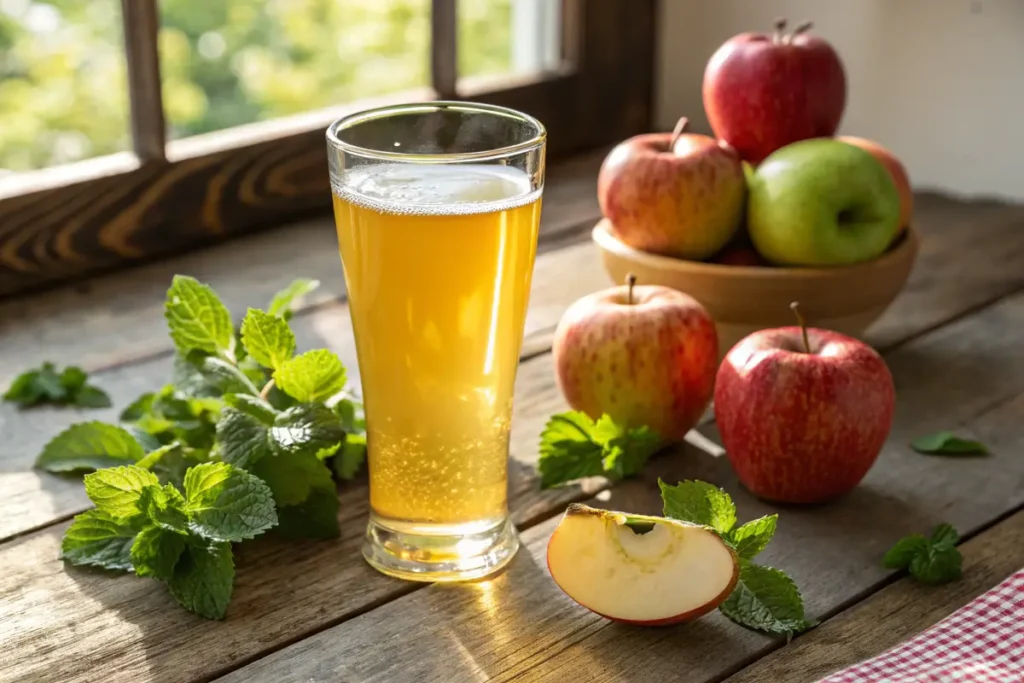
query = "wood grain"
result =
(0, 148, 605, 387)
(724, 509, 1024, 683)
(121, 0, 166, 162)
(0, 0, 656, 298)
(218, 290, 1024, 683)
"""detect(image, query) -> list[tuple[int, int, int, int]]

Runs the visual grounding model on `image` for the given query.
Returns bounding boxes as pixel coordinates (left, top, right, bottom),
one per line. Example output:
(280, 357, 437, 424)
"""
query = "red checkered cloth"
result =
(819, 569, 1024, 683)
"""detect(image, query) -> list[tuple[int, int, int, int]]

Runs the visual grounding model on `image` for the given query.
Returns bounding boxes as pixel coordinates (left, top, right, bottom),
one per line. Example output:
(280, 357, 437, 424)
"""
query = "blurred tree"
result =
(0, 0, 512, 172)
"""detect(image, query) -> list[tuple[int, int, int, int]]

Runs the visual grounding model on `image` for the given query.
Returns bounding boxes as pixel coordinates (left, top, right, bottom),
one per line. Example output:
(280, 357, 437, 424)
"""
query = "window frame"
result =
(0, 0, 656, 298)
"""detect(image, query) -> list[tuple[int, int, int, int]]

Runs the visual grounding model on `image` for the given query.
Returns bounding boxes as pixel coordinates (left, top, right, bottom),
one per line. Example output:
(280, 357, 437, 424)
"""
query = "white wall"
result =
(656, 0, 1024, 201)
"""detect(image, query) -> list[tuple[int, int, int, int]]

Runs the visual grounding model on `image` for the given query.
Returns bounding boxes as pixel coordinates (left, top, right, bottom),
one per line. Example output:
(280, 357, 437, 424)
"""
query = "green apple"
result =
(747, 139, 901, 266)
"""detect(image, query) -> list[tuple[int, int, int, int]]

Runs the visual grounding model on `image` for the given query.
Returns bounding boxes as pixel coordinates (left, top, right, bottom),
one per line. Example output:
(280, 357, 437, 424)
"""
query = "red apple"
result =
(839, 136, 914, 232)
(714, 303, 895, 503)
(553, 276, 719, 441)
(547, 504, 739, 625)
(703, 19, 847, 164)
(597, 117, 746, 261)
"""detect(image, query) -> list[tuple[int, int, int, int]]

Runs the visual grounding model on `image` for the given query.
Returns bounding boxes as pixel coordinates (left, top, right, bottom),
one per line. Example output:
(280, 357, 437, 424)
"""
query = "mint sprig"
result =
(538, 411, 664, 489)
(884, 523, 963, 585)
(3, 362, 111, 409)
(31, 275, 363, 619)
(911, 432, 989, 456)
(659, 480, 814, 638)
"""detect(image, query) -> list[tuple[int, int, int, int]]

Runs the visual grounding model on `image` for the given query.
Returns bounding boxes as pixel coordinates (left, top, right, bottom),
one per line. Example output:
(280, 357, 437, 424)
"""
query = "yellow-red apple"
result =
(597, 118, 746, 260)
(552, 277, 719, 441)
(546, 504, 739, 625)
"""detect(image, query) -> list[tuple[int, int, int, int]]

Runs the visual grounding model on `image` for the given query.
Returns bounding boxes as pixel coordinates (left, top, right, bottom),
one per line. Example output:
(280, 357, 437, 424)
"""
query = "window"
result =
(0, 0, 655, 297)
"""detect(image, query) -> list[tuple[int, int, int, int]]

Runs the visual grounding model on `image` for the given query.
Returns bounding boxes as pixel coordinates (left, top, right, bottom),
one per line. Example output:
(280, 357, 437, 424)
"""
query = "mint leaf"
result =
(334, 396, 366, 433)
(911, 432, 989, 456)
(334, 433, 367, 480)
(83, 466, 159, 521)
(538, 411, 606, 488)
(720, 562, 815, 637)
(254, 451, 335, 506)
(240, 308, 296, 370)
(884, 524, 963, 585)
(120, 392, 156, 422)
(138, 483, 189, 534)
(271, 403, 346, 459)
(268, 278, 320, 319)
(276, 484, 340, 539)
(167, 542, 234, 620)
(136, 443, 209, 491)
(728, 515, 778, 560)
(61, 509, 138, 571)
(183, 462, 278, 542)
(136, 442, 183, 471)
(660, 480, 737, 535)
(184, 352, 260, 396)
(910, 544, 963, 585)
(217, 408, 274, 469)
(36, 422, 145, 473)
(3, 363, 111, 408)
(601, 422, 663, 479)
(131, 526, 187, 580)
(223, 394, 279, 426)
(273, 349, 347, 403)
(165, 275, 234, 356)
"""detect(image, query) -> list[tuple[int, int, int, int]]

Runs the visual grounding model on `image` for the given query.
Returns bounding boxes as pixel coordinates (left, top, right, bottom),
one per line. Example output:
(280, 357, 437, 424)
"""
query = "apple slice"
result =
(546, 503, 739, 625)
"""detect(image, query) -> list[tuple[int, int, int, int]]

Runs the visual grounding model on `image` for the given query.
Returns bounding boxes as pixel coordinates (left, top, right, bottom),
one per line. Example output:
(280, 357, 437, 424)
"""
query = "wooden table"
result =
(2, 151, 1024, 683)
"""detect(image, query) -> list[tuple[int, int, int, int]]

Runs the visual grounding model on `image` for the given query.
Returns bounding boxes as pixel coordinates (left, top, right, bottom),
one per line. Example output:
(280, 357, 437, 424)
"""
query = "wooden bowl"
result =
(593, 218, 919, 357)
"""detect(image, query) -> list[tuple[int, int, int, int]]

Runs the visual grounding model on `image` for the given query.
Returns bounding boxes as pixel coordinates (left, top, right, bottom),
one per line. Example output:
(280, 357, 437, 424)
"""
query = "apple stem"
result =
(791, 20, 813, 40)
(773, 17, 787, 44)
(670, 117, 689, 151)
(790, 302, 811, 353)
(626, 273, 637, 306)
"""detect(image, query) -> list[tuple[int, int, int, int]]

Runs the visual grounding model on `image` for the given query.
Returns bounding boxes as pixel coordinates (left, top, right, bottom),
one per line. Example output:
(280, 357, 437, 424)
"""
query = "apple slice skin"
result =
(545, 505, 739, 627)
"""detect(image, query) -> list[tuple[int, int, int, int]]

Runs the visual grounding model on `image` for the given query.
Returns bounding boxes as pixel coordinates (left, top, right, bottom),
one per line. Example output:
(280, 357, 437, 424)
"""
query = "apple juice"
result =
(332, 163, 541, 527)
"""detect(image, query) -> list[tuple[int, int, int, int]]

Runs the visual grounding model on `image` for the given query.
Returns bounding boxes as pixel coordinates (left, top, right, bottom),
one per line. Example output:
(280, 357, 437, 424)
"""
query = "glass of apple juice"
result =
(326, 102, 546, 581)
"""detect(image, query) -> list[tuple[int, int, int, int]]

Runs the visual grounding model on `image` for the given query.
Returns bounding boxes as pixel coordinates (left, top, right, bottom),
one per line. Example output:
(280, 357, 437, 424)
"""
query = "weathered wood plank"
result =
(722, 508, 1024, 682)
(0, 149, 604, 387)
(217, 289, 1024, 683)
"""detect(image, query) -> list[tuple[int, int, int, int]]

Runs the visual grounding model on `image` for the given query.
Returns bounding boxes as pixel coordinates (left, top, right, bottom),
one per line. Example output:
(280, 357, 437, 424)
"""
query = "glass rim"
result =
(325, 100, 547, 163)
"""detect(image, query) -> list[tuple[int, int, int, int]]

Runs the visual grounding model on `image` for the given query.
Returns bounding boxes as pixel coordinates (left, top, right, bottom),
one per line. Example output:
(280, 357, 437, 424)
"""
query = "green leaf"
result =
(720, 562, 815, 637)
(267, 278, 320, 318)
(909, 544, 963, 585)
(138, 483, 189, 534)
(171, 353, 222, 398)
(72, 385, 112, 408)
(83, 466, 159, 520)
(136, 442, 182, 470)
(240, 308, 296, 370)
(334, 396, 366, 434)
(728, 515, 778, 560)
(131, 526, 187, 580)
(334, 433, 367, 480)
(60, 509, 138, 571)
(271, 403, 346, 459)
(165, 275, 234, 356)
(3, 367, 45, 404)
(36, 422, 145, 473)
(273, 349, 347, 403)
(185, 352, 260, 396)
(911, 431, 989, 456)
(883, 534, 929, 569)
(275, 484, 340, 539)
(254, 451, 335, 506)
(224, 393, 279, 426)
(931, 523, 959, 547)
(120, 393, 155, 422)
(537, 411, 607, 489)
(660, 480, 737, 535)
(167, 542, 235, 620)
(183, 462, 277, 542)
(216, 408, 274, 469)
(601, 423, 663, 479)
(59, 366, 88, 393)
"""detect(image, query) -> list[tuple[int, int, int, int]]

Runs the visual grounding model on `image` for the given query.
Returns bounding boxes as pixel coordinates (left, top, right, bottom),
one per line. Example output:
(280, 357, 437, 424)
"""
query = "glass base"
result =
(362, 512, 519, 582)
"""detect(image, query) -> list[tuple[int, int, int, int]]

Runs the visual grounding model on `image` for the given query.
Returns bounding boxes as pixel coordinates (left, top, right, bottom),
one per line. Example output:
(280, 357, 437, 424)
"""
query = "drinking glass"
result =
(326, 102, 546, 581)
